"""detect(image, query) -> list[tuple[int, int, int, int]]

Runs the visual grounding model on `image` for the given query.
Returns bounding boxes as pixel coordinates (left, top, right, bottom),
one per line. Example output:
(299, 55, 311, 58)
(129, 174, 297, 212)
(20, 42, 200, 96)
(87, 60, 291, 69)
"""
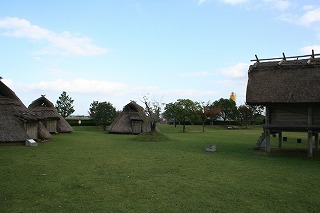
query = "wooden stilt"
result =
(308, 131, 313, 157)
(266, 130, 271, 153)
(278, 132, 282, 148)
(315, 133, 319, 150)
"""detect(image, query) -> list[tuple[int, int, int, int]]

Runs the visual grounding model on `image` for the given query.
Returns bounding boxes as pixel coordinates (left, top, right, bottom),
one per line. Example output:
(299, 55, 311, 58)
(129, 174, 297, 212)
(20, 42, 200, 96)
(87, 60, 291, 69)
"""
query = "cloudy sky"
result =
(1, 0, 320, 115)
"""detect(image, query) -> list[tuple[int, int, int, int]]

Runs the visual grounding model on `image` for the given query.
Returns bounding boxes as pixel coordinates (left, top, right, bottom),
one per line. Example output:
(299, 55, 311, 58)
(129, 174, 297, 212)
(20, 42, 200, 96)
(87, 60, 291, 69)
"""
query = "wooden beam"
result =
(308, 131, 313, 157)
(278, 132, 282, 148)
(250, 52, 320, 62)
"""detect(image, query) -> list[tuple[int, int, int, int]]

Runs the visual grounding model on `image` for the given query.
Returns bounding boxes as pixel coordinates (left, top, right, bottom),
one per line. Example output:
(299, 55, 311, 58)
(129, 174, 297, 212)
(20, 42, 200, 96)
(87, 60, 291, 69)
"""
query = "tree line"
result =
(55, 91, 264, 132)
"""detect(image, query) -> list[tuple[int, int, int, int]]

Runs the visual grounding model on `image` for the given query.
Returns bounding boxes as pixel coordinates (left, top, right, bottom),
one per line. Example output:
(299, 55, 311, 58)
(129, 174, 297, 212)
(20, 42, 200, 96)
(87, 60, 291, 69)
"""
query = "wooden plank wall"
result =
(270, 104, 308, 125)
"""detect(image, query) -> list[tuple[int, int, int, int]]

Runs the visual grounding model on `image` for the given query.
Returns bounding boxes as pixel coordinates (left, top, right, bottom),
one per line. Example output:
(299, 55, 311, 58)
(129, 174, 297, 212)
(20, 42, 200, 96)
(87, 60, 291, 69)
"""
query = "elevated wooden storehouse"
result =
(246, 52, 320, 157)
(108, 101, 151, 134)
(0, 80, 50, 142)
(28, 95, 73, 133)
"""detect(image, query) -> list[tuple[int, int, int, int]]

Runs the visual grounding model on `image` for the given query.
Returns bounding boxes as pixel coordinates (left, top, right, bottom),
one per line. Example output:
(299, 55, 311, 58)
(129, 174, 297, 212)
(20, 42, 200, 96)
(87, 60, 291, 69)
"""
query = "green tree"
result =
(89, 101, 116, 130)
(55, 91, 75, 118)
(212, 98, 237, 122)
(163, 102, 180, 127)
(163, 99, 201, 132)
(238, 104, 253, 128)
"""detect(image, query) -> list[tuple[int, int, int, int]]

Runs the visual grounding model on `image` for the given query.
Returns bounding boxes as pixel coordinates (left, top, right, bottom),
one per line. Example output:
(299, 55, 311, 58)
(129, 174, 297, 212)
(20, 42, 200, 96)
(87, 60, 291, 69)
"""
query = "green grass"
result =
(1, 125, 320, 212)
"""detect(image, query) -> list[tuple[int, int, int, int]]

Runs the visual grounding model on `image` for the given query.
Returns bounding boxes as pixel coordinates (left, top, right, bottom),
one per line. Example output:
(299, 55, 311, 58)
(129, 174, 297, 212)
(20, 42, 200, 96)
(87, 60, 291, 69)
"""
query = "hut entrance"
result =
(132, 121, 142, 134)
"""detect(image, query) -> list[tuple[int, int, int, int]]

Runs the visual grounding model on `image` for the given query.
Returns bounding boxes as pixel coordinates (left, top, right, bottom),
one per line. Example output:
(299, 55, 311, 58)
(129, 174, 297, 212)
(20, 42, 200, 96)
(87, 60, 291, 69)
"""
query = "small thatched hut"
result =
(108, 101, 151, 134)
(0, 80, 50, 142)
(28, 95, 73, 133)
(246, 52, 320, 157)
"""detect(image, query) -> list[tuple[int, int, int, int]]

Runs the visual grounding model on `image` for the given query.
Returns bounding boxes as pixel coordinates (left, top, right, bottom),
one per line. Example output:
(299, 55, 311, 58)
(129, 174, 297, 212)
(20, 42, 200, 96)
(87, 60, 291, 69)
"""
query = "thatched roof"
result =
(108, 101, 151, 134)
(0, 81, 41, 142)
(28, 96, 59, 120)
(246, 57, 320, 105)
(28, 95, 73, 133)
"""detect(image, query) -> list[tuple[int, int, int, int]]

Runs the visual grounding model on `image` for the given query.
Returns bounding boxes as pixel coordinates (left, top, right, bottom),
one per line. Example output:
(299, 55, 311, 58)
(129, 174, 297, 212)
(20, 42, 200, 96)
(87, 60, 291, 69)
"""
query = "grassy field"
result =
(1, 125, 320, 212)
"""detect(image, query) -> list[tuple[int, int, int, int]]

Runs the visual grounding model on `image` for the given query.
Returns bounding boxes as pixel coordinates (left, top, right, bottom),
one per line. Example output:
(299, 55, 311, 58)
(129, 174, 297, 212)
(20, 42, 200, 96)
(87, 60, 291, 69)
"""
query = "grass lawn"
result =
(1, 124, 320, 212)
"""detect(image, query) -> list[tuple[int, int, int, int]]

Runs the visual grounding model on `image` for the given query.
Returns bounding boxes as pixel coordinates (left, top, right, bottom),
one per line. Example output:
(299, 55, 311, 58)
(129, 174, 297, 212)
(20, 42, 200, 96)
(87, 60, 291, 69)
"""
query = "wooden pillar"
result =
(278, 131, 282, 148)
(265, 106, 271, 153)
(308, 131, 313, 157)
(307, 106, 313, 157)
(315, 133, 319, 150)
(266, 130, 271, 153)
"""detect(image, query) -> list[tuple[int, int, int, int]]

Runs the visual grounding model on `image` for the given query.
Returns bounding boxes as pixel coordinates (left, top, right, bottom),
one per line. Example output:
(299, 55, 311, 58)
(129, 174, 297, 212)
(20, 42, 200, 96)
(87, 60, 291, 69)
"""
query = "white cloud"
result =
(179, 71, 211, 77)
(0, 17, 108, 56)
(25, 79, 128, 94)
(221, 0, 248, 5)
(198, 0, 208, 5)
(220, 62, 249, 79)
(298, 7, 320, 27)
(278, 6, 320, 27)
(299, 45, 320, 55)
(263, 0, 290, 11)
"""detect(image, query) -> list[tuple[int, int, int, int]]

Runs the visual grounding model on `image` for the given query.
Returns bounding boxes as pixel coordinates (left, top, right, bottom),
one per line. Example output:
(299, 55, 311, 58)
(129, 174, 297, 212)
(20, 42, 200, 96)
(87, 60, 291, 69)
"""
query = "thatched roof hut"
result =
(246, 57, 320, 104)
(108, 101, 151, 134)
(246, 53, 320, 157)
(28, 95, 73, 133)
(0, 80, 50, 142)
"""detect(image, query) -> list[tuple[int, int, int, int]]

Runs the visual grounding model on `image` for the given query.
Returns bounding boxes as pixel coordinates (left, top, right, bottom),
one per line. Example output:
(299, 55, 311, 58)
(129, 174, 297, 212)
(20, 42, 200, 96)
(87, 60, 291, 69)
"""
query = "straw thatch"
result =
(0, 81, 49, 142)
(108, 101, 151, 134)
(246, 58, 320, 105)
(28, 95, 73, 133)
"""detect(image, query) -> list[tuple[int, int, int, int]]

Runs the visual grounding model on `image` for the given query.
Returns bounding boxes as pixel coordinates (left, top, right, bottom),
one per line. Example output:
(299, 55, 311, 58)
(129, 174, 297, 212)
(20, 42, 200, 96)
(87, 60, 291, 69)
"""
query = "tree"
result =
(55, 91, 75, 118)
(142, 95, 163, 132)
(89, 101, 116, 130)
(238, 104, 253, 128)
(163, 102, 180, 127)
(163, 99, 201, 132)
(212, 98, 237, 122)
(199, 101, 221, 132)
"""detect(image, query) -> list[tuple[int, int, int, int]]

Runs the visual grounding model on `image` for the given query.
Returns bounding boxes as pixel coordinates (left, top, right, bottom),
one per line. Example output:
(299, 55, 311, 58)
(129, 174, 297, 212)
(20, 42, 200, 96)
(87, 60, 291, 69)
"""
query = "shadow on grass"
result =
(132, 131, 170, 142)
(252, 148, 320, 160)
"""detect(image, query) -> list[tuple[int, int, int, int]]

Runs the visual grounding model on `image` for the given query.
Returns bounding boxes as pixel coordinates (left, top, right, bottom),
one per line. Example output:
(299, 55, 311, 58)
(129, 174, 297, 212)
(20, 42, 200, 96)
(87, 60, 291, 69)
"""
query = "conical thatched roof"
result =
(29, 95, 60, 120)
(246, 57, 320, 105)
(0, 81, 44, 142)
(108, 101, 151, 134)
(28, 95, 73, 133)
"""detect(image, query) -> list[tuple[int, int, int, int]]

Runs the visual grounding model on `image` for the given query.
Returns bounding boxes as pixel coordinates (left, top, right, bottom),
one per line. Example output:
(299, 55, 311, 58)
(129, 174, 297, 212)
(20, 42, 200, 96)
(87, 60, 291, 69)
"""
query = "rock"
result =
(205, 144, 216, 152)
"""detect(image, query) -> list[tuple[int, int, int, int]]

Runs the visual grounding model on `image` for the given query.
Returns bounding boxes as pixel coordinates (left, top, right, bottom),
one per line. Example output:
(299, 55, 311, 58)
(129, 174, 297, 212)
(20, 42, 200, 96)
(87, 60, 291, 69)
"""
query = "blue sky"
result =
(1, 0, 320, 115)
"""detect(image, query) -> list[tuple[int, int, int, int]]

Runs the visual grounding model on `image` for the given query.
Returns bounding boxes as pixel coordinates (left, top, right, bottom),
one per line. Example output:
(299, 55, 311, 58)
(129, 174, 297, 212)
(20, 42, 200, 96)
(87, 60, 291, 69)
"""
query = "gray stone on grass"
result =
(205, 144, 216, 152)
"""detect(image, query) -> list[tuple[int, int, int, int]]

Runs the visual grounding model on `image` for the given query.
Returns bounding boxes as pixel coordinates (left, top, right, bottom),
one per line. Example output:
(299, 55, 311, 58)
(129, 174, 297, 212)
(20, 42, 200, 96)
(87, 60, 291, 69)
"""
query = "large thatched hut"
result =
(246, 52, 320, 157)
(108, 101, 151, 134)
(0, 80, 50, 142)
(28, 95, 73, 133)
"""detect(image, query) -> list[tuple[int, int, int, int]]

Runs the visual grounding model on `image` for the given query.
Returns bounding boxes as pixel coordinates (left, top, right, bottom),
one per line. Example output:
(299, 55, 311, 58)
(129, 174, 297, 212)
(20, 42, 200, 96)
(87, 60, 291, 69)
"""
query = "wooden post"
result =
(278, 132, 282, 148)
(265, 106, 271, 153)
(266, 130, 271, 153)
(307, 106, 313, 157)
(315, 133, 319, 150)
(308, 131, 313, 157)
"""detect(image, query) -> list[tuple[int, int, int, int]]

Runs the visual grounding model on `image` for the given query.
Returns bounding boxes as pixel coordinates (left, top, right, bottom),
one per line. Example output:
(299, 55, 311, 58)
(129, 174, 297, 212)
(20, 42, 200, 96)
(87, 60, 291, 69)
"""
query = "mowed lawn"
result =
(1, 125, 320, 212)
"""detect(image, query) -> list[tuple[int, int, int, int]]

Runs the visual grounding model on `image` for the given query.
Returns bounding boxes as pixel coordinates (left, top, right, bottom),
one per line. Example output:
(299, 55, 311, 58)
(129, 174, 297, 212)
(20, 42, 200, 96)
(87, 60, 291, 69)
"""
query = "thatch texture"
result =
(246, 58, 320, 105)
(0, 81, 44, 142)
(108, 102, 151, 134)
(28, 95, 73, 133)
(57, 114, 73, 133)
